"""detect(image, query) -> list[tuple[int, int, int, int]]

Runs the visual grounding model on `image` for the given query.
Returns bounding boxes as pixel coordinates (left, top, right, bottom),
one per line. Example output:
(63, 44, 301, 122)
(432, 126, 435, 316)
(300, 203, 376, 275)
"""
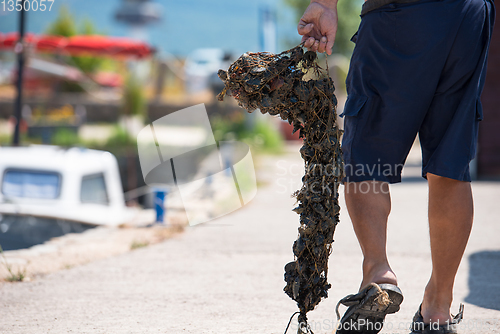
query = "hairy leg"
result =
(345, 181, 398, 290)
(421, 173, 473, 323)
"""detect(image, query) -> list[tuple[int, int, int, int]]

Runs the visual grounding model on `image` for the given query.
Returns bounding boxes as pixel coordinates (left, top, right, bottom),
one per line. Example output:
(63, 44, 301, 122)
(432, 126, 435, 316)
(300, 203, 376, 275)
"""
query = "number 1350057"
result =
(2, 0, 55, 11)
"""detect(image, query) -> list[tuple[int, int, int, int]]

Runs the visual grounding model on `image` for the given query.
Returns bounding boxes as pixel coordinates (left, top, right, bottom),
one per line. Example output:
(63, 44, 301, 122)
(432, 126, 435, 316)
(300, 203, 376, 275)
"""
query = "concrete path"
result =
(1, 146, 499, 334)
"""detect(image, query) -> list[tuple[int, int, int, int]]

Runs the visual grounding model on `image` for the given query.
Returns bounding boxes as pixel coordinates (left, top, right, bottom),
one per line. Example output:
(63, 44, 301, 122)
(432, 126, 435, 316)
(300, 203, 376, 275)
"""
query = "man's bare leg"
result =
(345, 181, 398, 290)
(421, 173, 473, 323)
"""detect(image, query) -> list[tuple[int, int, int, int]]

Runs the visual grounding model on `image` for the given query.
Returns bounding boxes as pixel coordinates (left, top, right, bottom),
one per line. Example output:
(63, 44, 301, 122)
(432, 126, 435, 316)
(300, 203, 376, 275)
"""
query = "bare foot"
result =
(420, 284, 453, 324)
(360, 261, 398, 291)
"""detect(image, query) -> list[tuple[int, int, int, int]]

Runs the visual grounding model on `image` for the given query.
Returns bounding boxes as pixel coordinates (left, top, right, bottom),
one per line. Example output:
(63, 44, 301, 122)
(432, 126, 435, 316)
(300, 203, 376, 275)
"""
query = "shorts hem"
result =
(343, 174, 402, 184)
(422, 167, 471, 182)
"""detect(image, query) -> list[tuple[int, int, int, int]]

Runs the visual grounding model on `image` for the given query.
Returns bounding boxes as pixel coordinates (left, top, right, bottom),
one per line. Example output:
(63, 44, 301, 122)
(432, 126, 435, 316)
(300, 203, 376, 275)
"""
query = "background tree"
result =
(122, 74, 146, 118)
(285, 0, 362, 56)
(46, 6, 105, 74)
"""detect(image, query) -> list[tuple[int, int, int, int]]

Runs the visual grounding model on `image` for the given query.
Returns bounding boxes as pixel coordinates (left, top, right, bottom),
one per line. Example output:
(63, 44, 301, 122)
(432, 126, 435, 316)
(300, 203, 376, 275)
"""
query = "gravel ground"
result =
(0, 146, 499, 334)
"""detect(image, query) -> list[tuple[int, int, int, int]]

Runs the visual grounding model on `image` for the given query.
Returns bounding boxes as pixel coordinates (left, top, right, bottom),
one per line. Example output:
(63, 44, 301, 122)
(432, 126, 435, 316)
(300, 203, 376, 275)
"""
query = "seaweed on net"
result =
(218, 45, 343, 333)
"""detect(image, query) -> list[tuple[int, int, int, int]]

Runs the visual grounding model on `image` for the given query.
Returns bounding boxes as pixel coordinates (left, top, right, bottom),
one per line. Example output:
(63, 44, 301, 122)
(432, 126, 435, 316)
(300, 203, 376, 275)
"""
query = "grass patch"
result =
(5, 269, 26, 282)
(130, 240, 149, 250)
(0, 244, 27, 282)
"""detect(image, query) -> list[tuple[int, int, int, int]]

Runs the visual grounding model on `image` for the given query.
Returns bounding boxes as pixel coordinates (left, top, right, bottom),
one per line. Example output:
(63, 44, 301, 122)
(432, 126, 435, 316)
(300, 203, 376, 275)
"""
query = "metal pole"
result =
(154, 189, 167, 224)
(13, 0, 26, 146)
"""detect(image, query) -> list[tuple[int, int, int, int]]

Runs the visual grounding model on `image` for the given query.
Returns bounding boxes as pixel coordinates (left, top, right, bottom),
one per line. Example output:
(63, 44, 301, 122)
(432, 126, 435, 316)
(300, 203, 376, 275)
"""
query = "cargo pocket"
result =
(340, 94, 368, 160)
(340, 94, 367, 118)
(350, 31, 359, 44)
(476, 98, 483, 121)
(469, 98, 483, 161)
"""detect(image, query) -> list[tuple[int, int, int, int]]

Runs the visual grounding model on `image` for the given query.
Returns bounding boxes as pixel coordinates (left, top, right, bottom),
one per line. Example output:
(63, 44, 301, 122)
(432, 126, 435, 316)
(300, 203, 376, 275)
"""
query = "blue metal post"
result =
(154, 189, 167, 223)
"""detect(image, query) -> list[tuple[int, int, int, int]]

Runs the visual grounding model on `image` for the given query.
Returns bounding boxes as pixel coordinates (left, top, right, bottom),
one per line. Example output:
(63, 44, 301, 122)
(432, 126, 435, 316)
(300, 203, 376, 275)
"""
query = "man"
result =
(297, 0, 495, 333)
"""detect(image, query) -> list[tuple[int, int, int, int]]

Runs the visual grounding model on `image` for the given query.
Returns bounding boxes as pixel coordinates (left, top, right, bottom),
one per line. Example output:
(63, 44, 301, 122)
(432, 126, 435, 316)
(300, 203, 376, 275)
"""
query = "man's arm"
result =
(298, 0, 338, 55)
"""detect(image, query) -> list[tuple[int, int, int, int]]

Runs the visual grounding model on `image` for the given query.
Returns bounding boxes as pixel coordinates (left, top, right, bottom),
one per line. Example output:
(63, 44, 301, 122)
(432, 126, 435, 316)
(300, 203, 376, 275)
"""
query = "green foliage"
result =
(51, 128, 80, 147)
(46, 6, 76, 37)
(45, 6, 106, 74)
(102, 125, 137, 151)
(106, 126, 136, 147)
(74, 125, 137, 157)
(130, 240, 150, 250)
(5, 269, 25, 282)
(285, 0, 362, 56)
(0, 133, 12, 145)
(336, 0, 363, 55)
(212, 113, 247, 143)
(285, 0, 310, 20)
(81, 18, 96, 35)
(71, 56, 104, 75)
(122, 75, 146, 117)
(10, 124, 137, 157)
(251, 120, 284, 153)
(212, 113, 283, 153)
(0, 244, 26, 282)
(59, 81, 86, 93)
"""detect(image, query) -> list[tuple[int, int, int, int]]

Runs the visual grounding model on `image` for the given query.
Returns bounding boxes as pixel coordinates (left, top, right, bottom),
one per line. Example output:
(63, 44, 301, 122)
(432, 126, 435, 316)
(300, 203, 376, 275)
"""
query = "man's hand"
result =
(298, 0, 338, 55)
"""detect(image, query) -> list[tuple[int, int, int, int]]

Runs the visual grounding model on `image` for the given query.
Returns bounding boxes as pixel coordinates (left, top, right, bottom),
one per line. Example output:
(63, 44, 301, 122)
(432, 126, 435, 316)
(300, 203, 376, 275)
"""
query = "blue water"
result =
(0, 214, 95, 251)
(0, 0, 298, 57)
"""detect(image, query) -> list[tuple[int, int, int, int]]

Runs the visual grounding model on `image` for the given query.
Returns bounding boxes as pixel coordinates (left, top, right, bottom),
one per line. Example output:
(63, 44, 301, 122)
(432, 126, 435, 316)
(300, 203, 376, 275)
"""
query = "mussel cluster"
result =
(218, 45, 343, 328)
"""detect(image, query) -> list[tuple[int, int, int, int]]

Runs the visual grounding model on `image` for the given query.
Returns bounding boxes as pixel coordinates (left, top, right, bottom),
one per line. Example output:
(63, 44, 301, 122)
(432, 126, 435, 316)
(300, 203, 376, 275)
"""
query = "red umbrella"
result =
(0, 32, 155, 59)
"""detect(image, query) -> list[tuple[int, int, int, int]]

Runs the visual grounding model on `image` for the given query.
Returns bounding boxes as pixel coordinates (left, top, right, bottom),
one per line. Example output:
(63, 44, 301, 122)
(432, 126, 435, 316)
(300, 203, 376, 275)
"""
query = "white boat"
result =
(0, 145, 134, 227)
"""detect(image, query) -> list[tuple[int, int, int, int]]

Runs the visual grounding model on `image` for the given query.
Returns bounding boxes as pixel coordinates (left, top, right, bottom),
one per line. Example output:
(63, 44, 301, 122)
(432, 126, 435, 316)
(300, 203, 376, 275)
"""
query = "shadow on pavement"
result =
(464, 250, 500, 311)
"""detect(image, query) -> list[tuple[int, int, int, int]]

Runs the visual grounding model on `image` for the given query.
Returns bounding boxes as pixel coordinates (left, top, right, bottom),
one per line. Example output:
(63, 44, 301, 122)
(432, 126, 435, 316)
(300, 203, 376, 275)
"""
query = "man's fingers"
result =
(326, 40, 334, 55)
(311, 40, 320, 52)
(297, 22, 313, 36)
(326, 30, 337, 55)
(304, 37, 315, 49)
(318, 36, 327, 53)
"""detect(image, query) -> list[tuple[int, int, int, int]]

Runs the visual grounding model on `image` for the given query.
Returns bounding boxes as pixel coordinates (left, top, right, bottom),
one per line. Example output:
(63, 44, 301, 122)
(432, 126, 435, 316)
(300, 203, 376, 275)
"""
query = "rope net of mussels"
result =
(217, 45, 343, 333)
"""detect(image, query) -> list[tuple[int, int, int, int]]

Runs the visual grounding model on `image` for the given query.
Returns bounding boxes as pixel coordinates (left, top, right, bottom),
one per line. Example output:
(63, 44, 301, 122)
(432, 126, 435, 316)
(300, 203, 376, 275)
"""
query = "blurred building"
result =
(259, 6, 277, 54)
(115, 0, 162, 27)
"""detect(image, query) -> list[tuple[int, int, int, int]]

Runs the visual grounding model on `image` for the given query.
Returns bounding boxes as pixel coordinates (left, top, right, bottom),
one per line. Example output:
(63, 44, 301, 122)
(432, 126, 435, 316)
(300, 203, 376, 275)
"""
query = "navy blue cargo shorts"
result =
(341, 0, 496, 183)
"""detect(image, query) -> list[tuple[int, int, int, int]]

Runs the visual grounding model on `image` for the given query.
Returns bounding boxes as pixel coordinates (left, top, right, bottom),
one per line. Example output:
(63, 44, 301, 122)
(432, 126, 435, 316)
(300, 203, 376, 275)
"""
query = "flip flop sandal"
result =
(409, 303, 464, 334)
(335, 283, 404, 334)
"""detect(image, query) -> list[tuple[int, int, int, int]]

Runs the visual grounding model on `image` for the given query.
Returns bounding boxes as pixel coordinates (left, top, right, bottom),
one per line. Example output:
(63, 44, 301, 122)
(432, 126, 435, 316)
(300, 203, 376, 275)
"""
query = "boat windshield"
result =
(2, 169, 61, 199)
